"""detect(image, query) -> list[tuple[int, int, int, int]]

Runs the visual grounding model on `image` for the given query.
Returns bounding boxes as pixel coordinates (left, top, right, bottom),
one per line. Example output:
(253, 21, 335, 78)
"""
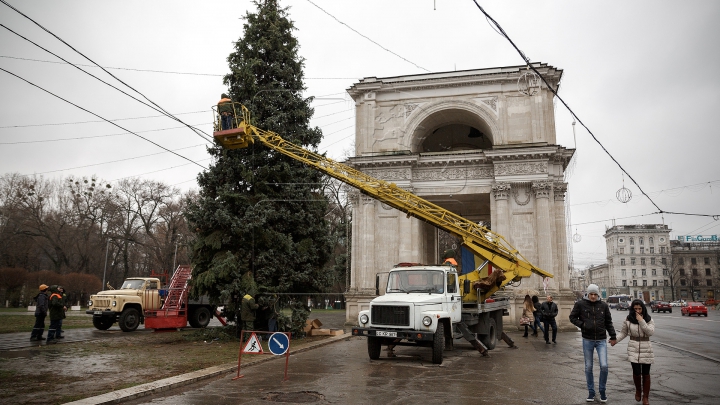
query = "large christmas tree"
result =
(186, 0, 332, 323)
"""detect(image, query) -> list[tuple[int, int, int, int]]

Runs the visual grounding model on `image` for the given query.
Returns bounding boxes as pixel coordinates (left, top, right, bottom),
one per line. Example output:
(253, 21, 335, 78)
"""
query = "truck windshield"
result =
(120, 279, 145, 290)
(387, 270, 445, 294)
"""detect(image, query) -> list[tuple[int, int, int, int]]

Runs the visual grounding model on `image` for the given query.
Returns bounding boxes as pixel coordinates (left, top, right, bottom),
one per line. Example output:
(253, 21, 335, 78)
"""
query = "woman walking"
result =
(521, 295, 536, 337)
(612, 299, 655, 404)
(532, 295, 544, 337)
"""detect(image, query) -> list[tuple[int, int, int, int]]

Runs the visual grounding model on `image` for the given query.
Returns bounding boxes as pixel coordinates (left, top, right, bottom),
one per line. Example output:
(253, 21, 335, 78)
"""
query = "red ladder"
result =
(144, 265, 192, 330)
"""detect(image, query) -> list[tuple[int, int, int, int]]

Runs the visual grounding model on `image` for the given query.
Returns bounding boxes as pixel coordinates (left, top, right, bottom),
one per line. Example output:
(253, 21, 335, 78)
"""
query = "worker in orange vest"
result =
(442, 249, 457, 266)
(217, 93, 234, 130)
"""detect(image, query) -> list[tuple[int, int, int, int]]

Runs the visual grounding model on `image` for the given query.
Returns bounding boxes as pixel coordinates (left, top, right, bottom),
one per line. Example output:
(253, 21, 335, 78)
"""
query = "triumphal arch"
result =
(344, 63, 576, 328)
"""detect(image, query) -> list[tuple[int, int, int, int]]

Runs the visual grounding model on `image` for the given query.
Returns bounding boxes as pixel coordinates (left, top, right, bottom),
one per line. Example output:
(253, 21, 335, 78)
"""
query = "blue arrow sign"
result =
(268, 332, 289, 355)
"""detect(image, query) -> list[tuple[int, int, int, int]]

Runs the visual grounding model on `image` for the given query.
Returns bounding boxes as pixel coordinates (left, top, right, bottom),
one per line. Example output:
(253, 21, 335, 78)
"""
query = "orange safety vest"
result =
(443, 258, 458, 266)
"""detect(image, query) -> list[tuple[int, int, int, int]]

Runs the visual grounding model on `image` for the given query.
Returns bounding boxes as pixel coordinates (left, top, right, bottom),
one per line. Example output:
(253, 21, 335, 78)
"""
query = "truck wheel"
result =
(479, 318, 497, 350)
(367, 337, 382, 360)
(119, 308, 140, 332)
(92, 316, 113, 330)
(189, 307, 212, 328)
(432, 322, 445, 364)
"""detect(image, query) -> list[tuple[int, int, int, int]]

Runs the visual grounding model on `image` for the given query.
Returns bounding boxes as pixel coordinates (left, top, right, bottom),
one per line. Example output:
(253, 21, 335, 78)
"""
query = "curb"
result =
(651, 340, 720, 364)
(63, 333, 352, 405)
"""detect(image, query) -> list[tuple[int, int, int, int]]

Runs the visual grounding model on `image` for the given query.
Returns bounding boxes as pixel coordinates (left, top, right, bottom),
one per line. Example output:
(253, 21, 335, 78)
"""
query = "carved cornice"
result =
(492, 182, 511, 201)
(347, 191, 360, 207)
(415, 166, 493, 181)
(532, 181, 553, 199)
(360, 195, 375, 205)
(363, 168, 411, 181)
(494, 161, 548, 176)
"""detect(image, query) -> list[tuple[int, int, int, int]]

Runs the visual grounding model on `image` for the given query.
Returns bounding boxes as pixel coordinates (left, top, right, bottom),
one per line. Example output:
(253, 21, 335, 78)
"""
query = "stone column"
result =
(491, 182, 511, 239)
(345, 193, 377, 324)
(553, 182, 569, 291)
(532, 181, 554, 291)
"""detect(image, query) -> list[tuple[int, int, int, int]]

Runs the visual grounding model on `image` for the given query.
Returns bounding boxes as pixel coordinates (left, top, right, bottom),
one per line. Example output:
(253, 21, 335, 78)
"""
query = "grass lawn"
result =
(0, 314, 94, 333)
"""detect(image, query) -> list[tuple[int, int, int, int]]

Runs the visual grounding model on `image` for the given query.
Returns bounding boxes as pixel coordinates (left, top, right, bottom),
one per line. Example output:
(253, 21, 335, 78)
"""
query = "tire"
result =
(118, 308, 141, 332)
(189, 307, 212, 328)
(367, 337, 381, 360)
(432, 322, 445, 365)
(669, 310, 672, 313)
(479, 318, 497, 350)
(92, 316, 113, 330)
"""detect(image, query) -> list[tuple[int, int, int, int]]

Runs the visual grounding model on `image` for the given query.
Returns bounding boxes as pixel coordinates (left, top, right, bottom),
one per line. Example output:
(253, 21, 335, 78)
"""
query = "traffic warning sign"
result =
(242, 333, 264, 354)
(268, 332, 290, 355)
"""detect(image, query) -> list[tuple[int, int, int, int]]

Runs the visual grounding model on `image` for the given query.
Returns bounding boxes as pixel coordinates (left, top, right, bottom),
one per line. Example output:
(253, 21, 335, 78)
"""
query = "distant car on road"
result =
(670, 300, 686, 307)
(704, 299, 719, 307)
(681, 302, 708, 317)
(617, 301, 630, 311)
(651, 301, 672, 313)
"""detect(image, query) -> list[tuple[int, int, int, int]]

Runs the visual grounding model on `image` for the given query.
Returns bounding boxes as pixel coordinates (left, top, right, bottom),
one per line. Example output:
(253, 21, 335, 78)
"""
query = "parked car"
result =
(651, 301, 672, 313)
(704, 299, 719, 307)
(617, 301, 630, 311)
(681, 302, 708, 317)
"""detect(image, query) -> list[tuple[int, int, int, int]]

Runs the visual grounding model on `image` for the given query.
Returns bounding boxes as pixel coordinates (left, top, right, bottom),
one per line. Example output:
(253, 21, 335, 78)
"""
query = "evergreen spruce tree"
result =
(186, 0, 332, 325)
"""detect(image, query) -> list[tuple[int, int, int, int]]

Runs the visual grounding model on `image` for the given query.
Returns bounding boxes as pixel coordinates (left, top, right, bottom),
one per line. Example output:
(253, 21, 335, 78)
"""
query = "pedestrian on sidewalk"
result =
(612, 299, 654, 405)
(569, 284, 617, 403)
(521, 295, 536, 337)
(532, 295, 545, 337)
(46, 285, 65, 344)
(30, 284, 49, 341)
(540, 294, 558, 344)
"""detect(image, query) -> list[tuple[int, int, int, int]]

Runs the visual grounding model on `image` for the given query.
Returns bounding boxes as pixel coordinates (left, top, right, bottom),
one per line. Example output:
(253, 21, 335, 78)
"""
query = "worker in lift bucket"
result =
(442, 249, 457, 266)
(217, 93, 234, 130)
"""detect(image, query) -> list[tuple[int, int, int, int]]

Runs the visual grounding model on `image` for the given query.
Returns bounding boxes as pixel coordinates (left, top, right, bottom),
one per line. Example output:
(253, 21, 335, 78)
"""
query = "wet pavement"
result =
(117, 315, 719, 405)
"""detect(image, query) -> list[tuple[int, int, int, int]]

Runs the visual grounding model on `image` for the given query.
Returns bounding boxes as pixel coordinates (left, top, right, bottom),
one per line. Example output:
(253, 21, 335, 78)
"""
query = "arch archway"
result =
(402, 100, 499, 153)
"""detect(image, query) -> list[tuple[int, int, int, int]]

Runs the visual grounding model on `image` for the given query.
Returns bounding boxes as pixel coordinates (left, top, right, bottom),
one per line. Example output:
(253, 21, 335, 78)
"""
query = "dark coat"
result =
(241, 294, 259, 322)
(34, 292, 48, 316)
(540, 301, 558, 319)
(48, 286, 65, 321)
(569, 297, 617, 341)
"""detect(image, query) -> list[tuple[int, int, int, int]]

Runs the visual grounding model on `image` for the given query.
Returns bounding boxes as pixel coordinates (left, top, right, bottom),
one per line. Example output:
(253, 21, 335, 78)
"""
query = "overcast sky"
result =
(1, 0, 718, 270)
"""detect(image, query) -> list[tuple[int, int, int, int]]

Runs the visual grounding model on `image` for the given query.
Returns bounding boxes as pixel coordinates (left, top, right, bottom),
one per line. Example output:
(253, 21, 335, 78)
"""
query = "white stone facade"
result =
(343, 64, 575, 327)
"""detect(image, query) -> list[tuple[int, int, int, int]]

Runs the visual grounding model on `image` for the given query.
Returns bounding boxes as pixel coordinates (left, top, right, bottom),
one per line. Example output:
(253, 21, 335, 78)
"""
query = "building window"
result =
(641, 258, 646, 265)
(640, 247, 645, 254)
(630, 237, 634, 245)
(651, 257, 656, 265)
(679, 268, 685, 276)
(706, 268, 711, 276)
(631, 248, 635, 254)
(649, 237, 654, 245)
(633, 280, 638, 286)
(691, 258, 697, 265)
(661, 258, 667, 265)
(642, 269, 646, 276)
(664, 280, 669, 286)
(621, 258, 626, 265)
(650, 247, 654, 253)
(632, 269, 637, 276)
(693, 268, 698, 276)
(653, 280, 657, 286)
(680, 279, 686, 286)
(639, 237, 644, 245)
(661, 247, 665, 253)
(704, 257, 710, 265)
(663, 269, 668, 276)
(652, 269, 657, 276)
(678, 258, 685, 265)
(631, 258, 636, 265)
(708, 280, 713, 287)
(620, 248, 625, 254)
(622, 280, 627, 287)
(693, 279, 699, 286)
(621, 269, 626, 276)
(643, 280, 647, 286)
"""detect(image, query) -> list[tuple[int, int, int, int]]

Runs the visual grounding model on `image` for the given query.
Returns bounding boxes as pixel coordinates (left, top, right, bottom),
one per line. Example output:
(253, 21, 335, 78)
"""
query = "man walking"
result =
(30, 284, 49, 341)
(569, 284, 617, 403)
(540, 294, 558, 344)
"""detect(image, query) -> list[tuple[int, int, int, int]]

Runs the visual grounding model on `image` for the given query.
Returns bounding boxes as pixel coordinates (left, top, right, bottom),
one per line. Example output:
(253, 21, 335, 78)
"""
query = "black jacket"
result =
(34, 292, 48, 316)
(540, 301, 558, 319)
(569, 298, 617, 341)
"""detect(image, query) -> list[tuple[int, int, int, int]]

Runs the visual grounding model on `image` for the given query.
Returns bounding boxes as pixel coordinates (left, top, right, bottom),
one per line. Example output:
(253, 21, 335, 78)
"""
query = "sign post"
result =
(233, 330, 292, 381)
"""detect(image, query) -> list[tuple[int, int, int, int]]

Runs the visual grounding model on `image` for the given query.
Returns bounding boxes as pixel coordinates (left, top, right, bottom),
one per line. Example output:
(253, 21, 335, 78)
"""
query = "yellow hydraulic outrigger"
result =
(212, 104, 553, 302)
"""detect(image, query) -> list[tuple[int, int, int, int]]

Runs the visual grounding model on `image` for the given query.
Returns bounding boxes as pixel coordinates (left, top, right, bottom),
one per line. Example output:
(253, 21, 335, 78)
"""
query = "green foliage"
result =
(187, 0, 333, 315)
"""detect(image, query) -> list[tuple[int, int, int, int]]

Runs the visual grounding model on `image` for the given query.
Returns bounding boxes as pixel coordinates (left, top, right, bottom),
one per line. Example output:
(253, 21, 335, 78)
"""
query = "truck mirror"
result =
(375, 274, 380, 296)
(463, 279, 471, 295)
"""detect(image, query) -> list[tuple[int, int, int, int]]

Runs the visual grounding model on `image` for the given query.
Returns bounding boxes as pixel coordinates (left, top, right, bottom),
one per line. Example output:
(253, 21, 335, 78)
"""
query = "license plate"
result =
(93, 311, 102, 315)
(375, 331, 397, 337)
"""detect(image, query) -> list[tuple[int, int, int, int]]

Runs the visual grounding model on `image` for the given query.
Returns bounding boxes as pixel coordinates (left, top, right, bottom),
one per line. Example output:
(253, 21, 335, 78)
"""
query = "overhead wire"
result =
(304, 0, 430, 73)
(0, 19, 213, 144)
(571, 180, 720, 207)
(0, 123, 211, 145)
(0, 110, 208, 129)
(0, 66, 206, 169)
(470, 1, 719, 220)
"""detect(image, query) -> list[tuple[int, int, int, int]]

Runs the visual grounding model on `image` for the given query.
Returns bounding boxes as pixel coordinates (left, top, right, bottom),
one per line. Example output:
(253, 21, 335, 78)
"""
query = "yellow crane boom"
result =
(212, 105, 552, 301)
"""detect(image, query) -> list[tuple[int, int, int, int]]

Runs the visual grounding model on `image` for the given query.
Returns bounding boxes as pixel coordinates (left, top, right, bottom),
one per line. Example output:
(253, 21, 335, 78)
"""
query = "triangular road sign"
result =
(242, 333, 264, 354)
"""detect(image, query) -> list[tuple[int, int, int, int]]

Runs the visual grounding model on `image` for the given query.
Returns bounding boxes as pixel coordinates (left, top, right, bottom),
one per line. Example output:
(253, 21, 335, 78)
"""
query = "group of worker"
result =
(30, 284, 68, 344)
